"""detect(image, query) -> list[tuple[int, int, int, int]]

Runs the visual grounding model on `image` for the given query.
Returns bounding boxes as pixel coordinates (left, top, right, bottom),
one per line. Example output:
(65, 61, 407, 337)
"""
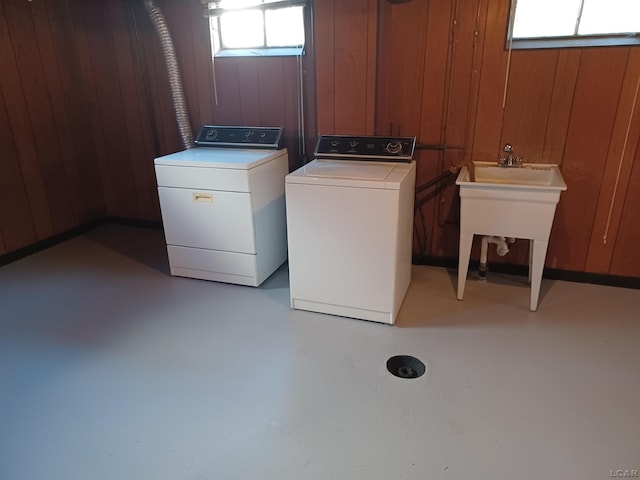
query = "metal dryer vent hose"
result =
(142, 0, 194, 149)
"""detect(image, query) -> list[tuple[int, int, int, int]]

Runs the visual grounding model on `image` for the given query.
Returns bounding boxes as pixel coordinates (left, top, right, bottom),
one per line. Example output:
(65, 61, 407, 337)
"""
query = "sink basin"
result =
(455, 161, 567, 311)
(457, 161, 567, 190)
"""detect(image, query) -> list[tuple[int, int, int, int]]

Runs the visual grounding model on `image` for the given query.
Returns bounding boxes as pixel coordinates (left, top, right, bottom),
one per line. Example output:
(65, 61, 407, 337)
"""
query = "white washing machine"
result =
(154, 126, 289, 287)
(285, 135, 416, 324)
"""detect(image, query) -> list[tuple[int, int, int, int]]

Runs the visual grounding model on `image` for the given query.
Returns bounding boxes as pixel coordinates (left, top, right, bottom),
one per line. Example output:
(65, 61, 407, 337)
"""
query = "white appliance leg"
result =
(530, 239, 549, 311)
(528, 239, 533, 284)
(457, 233, 474, 300)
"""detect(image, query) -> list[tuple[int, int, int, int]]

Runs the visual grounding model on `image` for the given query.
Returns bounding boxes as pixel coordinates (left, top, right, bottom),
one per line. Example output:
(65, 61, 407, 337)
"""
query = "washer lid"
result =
(304, 161, 396, 180)
(286, 160, 415, 189)
(154, 147, 286, 169)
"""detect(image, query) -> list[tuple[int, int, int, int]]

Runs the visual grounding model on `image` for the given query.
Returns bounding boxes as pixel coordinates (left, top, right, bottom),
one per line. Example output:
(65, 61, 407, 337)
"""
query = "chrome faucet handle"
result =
(513, 155, 523, 167)
(503, 143, 513, 153)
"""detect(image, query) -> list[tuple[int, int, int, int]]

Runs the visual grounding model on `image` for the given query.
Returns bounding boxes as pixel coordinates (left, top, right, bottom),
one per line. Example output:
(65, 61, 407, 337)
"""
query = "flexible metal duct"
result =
(142, 0, 194, 149)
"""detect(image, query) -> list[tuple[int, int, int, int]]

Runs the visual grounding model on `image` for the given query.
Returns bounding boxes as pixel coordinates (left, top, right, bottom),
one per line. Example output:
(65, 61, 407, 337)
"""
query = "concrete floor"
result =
(0, 224, 639, 480)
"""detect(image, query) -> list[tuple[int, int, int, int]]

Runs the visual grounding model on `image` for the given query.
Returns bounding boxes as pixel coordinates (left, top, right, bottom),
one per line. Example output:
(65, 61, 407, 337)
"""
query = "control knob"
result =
(205, 129, 218, 140)
(385, 141, 403, 154)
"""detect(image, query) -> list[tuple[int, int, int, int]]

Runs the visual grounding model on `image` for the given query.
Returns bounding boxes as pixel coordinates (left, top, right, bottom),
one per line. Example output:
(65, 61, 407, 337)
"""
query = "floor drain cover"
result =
(386, 355, 426, 379)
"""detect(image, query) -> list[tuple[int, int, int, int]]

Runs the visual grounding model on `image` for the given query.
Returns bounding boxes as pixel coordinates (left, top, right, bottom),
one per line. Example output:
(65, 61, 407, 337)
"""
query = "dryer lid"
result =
(154, 147, 286, 169)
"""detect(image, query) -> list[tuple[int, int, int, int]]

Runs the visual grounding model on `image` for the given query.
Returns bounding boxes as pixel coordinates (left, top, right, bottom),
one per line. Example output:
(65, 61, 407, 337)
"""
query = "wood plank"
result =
(375, 0, 391, 134)
(333, 0, 369, 134)
(462, 0, 489, 164)
(413, 0, 451, 257)
(238, 58, 262, 126)
(283, 55, 302, 168)
(80, 1, 138, 218)
(108, 0, 155, 220)
(0, 90, 37, 252)
(211, 57, 243, 125)
(125, 0, 165, 164)
(545, 48, 628, 271)
(586, 49, 640, 273)
(446, 0, 485, 148)
(418, 0, 452, 145)
(123, 0, 162, 221)
(160, 0, 200, 132)
(300, 3, 317, 153)
(438, 0, 488, 259)
(314, 0, 335, 134)
(66, 0, 115, 212)
(610, 135, 640, 277)
(0, 0, 53, 240)
(189, 1, 215, 125)
(379, 0, 429, 137)
(257, 56, 300, 164)
(500, 49, 557, 163)
(5, 0, 77, 234)
(364, 0, 376, 135)
(257, 57, 286, 127)
(30, 0, 83, 227)
(136, 1, 181, 155)
(542, 50, 581, 166)
(421, 0, 488, 259)
(45, 0, 105, 222)
(470, 0, 510, 162)
(447, 0, 492, 260)
(413, 150, 444, 259)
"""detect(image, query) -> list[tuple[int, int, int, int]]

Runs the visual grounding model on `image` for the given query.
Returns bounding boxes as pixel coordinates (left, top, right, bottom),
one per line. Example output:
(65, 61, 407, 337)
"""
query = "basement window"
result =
(207, 0, 306, 57)
(508, 0, 640, 50)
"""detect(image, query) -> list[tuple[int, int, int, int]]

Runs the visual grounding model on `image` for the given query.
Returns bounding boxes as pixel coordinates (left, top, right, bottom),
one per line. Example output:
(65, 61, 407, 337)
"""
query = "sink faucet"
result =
(498, 143, 523, 168)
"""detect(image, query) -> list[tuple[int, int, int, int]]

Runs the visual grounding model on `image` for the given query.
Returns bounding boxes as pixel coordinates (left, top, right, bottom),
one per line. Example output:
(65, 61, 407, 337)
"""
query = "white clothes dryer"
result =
(154, 126, 289, 287)
(285, 135, 416, 324)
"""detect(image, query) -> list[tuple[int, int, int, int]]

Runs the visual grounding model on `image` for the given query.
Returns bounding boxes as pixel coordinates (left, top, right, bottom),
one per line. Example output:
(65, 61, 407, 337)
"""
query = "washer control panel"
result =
(195, 126, 284, 149)
(314, 135, 416, 161)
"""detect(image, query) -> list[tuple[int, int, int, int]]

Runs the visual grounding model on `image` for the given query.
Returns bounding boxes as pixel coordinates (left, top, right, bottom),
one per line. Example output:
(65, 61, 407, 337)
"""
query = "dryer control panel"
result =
(314, 135, 416, 162)
(195, 126, 284, 149)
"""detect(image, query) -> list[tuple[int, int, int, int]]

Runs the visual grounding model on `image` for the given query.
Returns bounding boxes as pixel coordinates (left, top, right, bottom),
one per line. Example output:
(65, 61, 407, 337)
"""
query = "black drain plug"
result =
(386, 355, 426, 379)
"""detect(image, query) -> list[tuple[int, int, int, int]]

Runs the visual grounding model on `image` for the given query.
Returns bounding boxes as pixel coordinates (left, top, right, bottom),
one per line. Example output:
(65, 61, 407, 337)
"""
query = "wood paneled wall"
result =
(0, 0, 311, 256)
(315, 0, 640, 277)
(315, 0, 377, 135)
(2, 0, 639, 278)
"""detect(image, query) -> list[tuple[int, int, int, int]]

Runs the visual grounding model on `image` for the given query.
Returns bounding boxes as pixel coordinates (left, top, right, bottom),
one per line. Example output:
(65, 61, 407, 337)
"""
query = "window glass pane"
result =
(265, 7, 305, 47)
(218, 0, 262, 9)
(209, 16, 221, 54)
(220, 10, 264, 48)
(513, 0, 582, 38)
(579, 0, 640, 35)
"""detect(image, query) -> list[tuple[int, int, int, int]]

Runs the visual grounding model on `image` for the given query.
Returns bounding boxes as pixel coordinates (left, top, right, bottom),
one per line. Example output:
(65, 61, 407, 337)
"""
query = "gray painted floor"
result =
(1, 225, 639, 480)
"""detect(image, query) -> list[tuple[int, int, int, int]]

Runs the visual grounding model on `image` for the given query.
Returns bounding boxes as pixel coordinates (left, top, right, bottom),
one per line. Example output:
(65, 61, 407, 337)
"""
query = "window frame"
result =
(506, 0, 640, 50)
(207, 0, 308, 57)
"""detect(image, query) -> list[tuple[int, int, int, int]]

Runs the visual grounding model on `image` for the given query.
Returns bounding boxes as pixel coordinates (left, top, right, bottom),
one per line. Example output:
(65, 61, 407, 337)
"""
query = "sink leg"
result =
(528, 239, 533, 284)
(530, 239, 549, 311)
(457, 233, 473, 300)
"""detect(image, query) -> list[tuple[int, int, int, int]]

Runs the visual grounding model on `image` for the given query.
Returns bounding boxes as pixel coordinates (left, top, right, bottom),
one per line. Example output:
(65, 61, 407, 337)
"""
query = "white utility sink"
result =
(458, 161, 567, 189)
(456, 161, 567, 311)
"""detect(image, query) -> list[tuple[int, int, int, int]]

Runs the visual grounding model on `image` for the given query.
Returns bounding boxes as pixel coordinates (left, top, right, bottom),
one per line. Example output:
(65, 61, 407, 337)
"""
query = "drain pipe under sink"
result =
(478, 236, 515, 278)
